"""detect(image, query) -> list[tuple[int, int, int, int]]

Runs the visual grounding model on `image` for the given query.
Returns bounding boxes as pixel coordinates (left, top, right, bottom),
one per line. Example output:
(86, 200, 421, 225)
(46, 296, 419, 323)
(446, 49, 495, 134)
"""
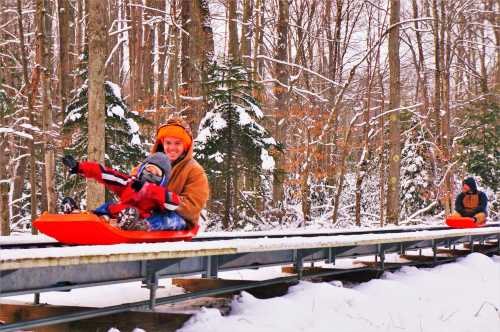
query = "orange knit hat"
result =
(156, 124, 192, 150)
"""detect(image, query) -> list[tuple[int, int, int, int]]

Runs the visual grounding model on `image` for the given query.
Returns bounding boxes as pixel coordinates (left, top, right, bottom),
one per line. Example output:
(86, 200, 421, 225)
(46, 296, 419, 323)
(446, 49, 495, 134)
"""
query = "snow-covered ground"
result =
(4, 253, 499, 332)
(180, 253, 500, 332)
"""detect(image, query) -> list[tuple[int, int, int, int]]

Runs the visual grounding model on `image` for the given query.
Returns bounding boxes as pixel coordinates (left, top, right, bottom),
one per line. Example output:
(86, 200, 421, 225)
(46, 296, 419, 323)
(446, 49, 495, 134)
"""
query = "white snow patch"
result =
(106, 81, 122, 99)
(236, 105, 252, 126)
(180, 253, 500, 332)
(261, 149, 275, 171)
(209, 151, 224, 163)
(127, 118, 139, 133)
(196, 111, 227, 145)
(108, 105, 125, 118)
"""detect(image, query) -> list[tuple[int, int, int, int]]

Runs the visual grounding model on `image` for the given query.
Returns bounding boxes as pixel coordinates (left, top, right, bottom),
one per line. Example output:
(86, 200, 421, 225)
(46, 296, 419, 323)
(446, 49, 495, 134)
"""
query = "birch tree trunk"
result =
(386, 0, 401, 225)
(87, 0, 106, 210)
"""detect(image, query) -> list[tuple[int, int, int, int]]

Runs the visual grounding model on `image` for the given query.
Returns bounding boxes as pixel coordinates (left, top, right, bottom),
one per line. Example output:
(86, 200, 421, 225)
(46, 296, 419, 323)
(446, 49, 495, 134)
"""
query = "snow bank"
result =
(179, 253, 500, 332)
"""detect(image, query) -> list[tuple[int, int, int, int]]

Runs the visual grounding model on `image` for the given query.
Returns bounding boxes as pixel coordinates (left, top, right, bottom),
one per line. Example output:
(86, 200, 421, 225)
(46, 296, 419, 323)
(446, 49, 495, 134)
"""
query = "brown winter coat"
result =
(151, 122, 209, 227)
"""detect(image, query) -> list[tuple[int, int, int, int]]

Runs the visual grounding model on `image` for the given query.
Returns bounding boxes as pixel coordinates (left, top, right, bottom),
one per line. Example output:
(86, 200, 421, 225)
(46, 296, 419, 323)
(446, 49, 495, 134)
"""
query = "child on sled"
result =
(61, 152, 186, 231)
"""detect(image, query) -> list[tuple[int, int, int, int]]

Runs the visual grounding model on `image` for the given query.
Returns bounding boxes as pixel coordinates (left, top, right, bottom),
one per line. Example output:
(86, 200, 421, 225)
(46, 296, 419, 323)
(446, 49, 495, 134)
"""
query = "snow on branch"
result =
(0, 127, 33, 140)
(257, 55, 343, 87)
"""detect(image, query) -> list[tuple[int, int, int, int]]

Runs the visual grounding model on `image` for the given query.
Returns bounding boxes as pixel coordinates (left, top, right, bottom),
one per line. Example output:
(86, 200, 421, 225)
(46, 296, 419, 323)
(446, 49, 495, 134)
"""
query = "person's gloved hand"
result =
(131, 178, 145, 192)
(62, 155, 79, 174)
(164, 191, 180, 210)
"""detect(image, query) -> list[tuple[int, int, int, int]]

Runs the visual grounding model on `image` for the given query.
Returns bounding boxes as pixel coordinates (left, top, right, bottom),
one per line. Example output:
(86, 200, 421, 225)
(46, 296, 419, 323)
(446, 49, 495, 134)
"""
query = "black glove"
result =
(131, 178, 145, 192)
(62, 155, 79, 174)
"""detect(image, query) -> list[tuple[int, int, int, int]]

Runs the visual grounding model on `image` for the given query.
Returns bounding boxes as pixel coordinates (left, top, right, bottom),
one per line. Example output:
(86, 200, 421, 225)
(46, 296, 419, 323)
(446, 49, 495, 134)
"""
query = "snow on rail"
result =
(1, 227, 499, 271)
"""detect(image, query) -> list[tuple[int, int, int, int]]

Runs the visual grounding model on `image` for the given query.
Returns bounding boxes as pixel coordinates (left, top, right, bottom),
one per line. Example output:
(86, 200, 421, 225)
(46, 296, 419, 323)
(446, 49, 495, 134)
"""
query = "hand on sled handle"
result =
(164, 191, 180, 211)
(131, 178, 145, 192)
(62, 155, 79, 174)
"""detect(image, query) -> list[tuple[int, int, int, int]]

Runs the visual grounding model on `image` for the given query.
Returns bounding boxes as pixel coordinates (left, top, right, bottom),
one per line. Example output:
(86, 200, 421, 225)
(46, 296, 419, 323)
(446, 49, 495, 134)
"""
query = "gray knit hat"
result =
(140, 152, 171, 186)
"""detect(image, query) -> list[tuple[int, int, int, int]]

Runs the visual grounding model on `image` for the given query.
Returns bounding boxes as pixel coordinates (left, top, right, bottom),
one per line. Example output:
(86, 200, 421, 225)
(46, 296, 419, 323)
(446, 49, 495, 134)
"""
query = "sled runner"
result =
(33, 212, 199, 245)
(445, 216, 484, 229)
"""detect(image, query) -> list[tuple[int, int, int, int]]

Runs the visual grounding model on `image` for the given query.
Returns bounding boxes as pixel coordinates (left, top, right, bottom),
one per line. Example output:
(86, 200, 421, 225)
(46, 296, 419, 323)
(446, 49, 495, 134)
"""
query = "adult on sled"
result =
(451, 177, 488, 225)
(61, 152, 184, 231)
(149, 118, 209, 229)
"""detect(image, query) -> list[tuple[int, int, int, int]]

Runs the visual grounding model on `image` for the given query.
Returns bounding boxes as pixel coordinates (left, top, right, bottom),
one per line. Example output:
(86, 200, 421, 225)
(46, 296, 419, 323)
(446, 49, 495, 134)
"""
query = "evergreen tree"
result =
(195, 61, 280, 229)
(400, 126, 433, 220)
(459, 102, 499, 192)
(62, 52, 150, 200)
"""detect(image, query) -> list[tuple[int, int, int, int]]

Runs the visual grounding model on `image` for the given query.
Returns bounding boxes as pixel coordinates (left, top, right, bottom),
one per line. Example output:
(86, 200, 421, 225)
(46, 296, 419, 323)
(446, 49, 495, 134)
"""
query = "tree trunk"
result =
(253, 0, 265, 80)
(332, 113, 362, 224)
(194, 0, 214, 125)
(240, 0, 252, 67)
(300, 128, 311, 221)
(126, 0, 140, 112)
(75, 0, 84, 87)
(0, 73, 10, 235)
(227, 0, 239, 62)
(143, 0, 155, 108)
(386, 0, 401, 225)
(17, 0, 40, 233)
(181, 0, 204, 132)
(412, 0, 430, 126)
(58, 0, 71, 121)
(354, 24, 374, 226)
(38, 0, 56, 214)
(155, 0, 168, 127)
(432, 0, 442, 144)
(272, 0, 289, 209)
(167, 0, 181, 112)
(440, 0, 452, 215)
(378, 59, 386, 227)
(87, 0, 106, 210)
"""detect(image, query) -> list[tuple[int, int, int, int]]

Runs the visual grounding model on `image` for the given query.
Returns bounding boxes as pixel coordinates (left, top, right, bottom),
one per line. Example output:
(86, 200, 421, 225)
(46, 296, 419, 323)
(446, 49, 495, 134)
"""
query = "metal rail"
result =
(2, 223, 499, 249)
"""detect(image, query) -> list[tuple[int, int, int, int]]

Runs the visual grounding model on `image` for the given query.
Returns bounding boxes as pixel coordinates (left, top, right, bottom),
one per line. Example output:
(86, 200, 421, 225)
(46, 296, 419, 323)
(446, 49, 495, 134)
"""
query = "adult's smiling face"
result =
(162, 136, 185, 162)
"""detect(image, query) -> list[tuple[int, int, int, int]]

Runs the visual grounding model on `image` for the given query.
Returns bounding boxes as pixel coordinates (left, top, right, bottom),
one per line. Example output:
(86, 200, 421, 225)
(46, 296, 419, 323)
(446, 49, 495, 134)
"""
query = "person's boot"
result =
(117, 207, 150, 231)
(60, 197, 78, 214)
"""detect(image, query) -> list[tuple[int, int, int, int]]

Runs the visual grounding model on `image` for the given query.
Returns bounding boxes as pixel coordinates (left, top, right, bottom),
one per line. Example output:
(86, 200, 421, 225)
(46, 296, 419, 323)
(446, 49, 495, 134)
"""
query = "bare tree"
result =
(86, 0, 106, 210)
(272, 0, 289, 209)
(17, 0, 40, 233)
(386, 0, 401, 224)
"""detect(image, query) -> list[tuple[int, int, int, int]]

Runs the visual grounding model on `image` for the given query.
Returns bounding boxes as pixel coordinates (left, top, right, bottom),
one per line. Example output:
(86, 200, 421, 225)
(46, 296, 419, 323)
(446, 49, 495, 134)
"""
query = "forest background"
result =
(0, 0, 498, 235)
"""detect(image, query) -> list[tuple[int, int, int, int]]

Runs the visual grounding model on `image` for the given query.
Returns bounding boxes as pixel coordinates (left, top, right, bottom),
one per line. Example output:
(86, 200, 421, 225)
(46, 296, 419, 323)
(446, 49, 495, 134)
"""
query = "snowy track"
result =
(2, 223, 499, 249)
(1, 226, 499, 332)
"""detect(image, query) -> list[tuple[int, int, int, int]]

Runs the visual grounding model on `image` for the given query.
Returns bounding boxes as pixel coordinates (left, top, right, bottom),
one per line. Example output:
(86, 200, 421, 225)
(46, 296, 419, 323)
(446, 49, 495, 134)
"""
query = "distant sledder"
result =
(446, 177, 488, 228)
(60, 152, 186, 231)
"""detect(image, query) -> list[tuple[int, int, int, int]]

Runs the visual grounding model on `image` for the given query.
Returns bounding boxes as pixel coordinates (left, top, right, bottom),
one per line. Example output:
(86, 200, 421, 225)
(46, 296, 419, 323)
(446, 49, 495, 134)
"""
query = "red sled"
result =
(445, 216, 484, 229)
(33, 212, 199, 245)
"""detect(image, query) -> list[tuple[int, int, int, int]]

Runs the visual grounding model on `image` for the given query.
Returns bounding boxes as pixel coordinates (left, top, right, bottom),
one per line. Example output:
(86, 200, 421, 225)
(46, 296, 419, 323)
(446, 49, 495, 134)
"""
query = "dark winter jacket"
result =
(77, 162, 179, 219)
(454, 177, 488, 217)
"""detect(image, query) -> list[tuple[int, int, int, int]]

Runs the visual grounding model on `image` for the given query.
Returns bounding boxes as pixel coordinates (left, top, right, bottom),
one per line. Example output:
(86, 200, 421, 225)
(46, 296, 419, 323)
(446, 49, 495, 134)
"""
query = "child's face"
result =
(145, 164, 162, 176)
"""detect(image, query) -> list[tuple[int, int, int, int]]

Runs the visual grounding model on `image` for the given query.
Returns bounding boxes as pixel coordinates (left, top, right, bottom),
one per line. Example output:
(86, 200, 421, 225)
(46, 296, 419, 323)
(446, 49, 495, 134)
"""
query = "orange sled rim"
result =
(33, 212, 199, 245)
(445, 216, 484, 229)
